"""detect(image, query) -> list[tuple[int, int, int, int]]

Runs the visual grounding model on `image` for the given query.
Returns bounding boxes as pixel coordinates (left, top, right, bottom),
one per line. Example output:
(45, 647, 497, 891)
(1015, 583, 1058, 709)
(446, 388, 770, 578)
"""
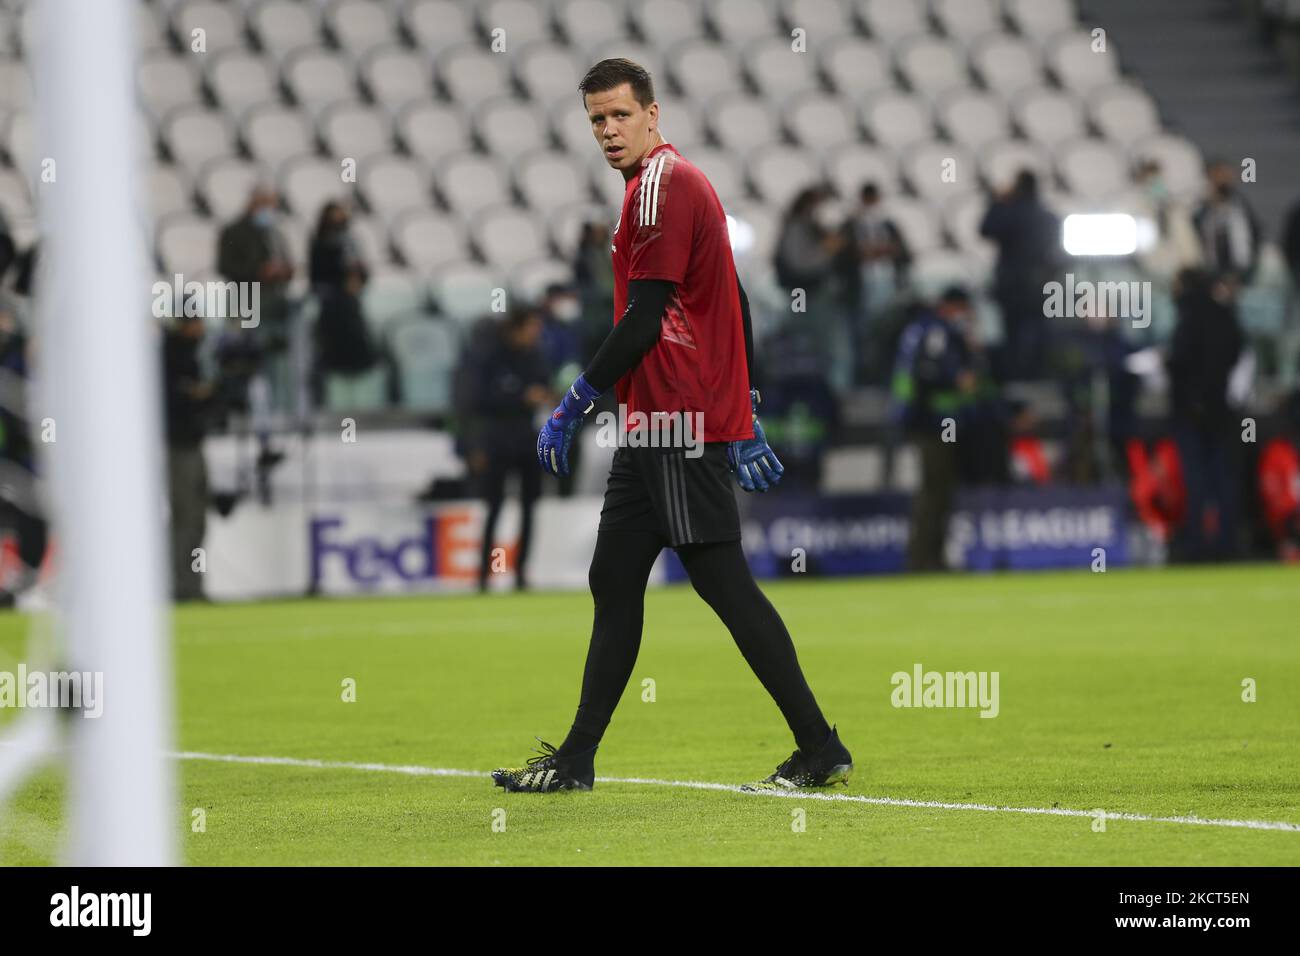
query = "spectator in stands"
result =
(217, 184, 294, 349)
(314, 265, 379, 405)
(538, 281, 584, 376)
(1192, 160, 1260, 286)
(843, 182, 911, 385)
(0, 296, 45, 607)
(1167, 267, 1246, 562)
(573, 219, 615, 360)
(309, 199, 368, 292)
(162, 312, 214, 602)
(463, 306, 552, 592)
(890, 287, 979, 572)
(1130, 159, 1202, 282)
(979, 170, 1061, 381)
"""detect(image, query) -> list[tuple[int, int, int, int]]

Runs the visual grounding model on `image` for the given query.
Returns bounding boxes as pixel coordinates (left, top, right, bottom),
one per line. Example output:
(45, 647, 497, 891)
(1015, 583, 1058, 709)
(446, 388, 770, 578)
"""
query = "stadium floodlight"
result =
(725, 213, 754, 256)
(1061, 213, 1139, 257)
(32, 0, 176, 865)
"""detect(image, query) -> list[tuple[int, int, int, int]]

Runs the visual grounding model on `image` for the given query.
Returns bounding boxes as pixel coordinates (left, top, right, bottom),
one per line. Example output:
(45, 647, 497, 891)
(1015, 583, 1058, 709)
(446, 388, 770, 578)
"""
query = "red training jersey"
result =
(610, 142, 753, 442)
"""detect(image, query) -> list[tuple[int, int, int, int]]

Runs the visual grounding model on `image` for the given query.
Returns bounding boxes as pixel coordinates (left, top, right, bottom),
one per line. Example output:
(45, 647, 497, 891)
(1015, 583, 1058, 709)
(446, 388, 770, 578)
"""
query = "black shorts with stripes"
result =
(598, 443, 741, 548)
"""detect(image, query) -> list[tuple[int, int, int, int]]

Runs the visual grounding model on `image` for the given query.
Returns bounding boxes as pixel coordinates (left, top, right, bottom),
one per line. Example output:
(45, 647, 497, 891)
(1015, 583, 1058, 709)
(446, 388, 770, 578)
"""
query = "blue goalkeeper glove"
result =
(537, 374, 601, 477)
(727, 388, 784, 492)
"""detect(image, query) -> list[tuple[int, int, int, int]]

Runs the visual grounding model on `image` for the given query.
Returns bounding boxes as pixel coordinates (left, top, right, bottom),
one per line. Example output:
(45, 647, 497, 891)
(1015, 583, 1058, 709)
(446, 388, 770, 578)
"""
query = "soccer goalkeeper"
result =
(492, 59, 851, 793)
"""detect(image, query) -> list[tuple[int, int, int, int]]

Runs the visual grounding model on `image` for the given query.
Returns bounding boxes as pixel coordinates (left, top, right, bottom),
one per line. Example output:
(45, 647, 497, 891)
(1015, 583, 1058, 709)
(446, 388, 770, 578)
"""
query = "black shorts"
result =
(598, 442, 741, 548)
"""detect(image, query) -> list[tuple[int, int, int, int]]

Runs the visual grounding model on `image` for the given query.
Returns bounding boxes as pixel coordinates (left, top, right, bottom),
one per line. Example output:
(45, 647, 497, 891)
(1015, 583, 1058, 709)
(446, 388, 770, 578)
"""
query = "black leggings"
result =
(571, 530, 830, 753)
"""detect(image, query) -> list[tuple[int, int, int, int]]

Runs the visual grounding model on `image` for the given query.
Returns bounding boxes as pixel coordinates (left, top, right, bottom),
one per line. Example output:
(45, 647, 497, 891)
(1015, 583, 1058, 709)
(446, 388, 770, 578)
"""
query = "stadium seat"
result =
(0, 167, 32, 224)
(347, 214, 390, 265)
(323, 368, 390, 414)
(712, 93, 781, 153)
(515, 151, 591, 213)
(162, 106, 237, 173)
(1089, 84, 1161, 147)
(1133, 133, 1205, 200)
(588, 151, 629, 207)
(782, 0, 855, 38)
(978, 138, 1051, 189)
(391, 209, 467, 271)
(746, 36, 823, 99)
(478, 0, 554, 49)
(170, 0, 243, 54)
(249, 0, 321, 60)
(206, 50, 279, 116)
(580, 41, 663, 86)
(969, 34, 1041, 97)
(856, 0, 926, 42)
(359, 155, 431, 220)
(896, 35, 969, 96)
(510, 257, 574, 304)
(135, 3, 171, 55)
(320, 103, 393, 162)
(435, 152, 510, 216)
(749, 147, 821, 209)
(902, 140, 976, 201)
(1047, 29, 1121, 95)
(478, 98, 549, 164)
(881, 195, 942, 252)
(784, 93, 859, 149)
(862, 91, 933, 150)
(547, 201, 609, 258)
(654, 96, 705, 152)
(471, 205, 548, 271)
(283, 46, 357, 113)
(943, 190, 995, 255)
(324, 0, 397, 58)
(200, 157, 273, 224)
(1055, 138, 1128, 200)
(363, 268, 428, 323)
(706, 0, 780, 47)
(396, 101, 470, 163)
(669, 42, 745, 101)
(242, 104, 316, 167)
(389, 316, 458, 412)
(937, 89, 1010, 149)
(360, 45, 432, 104)
(826, 143, 900, 198)
(137, 52, 201, 121)
(437, 44, 511, 108)
(821, 37, 891, 99)
(150, 164, 194, 220)
(280, 155, 355, 218)
(555, 0, 627, 49)
(2, 109, 35, 175)
(630, 0, 700, 52)
(515, 43, 583, 102)
(402, 0, 474, 53)
(685, 147, 745, 207)
(910, 248, 985, 297)
(157, 213, 218, 275)
(931, 0, 1001, 42)
(431, 261, 500, 324)
(1004, 0, 1076, 41)
(1013, 87, 1085, 148)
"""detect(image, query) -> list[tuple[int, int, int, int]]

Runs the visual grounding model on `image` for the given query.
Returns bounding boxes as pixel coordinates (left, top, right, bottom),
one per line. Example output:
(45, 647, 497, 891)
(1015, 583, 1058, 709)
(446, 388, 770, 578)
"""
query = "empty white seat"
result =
(1048, 30, 1120, 95)
(783, 0, 853, 36)
(0, 167, 32, 224)
(863, 91, 932, 149)
(150, 164, 194, 220)
(2, 110, 35, 176)
(630, 0, 700, 51)
(746, 36, 822, 98)
(822, 37, 891, 98)
(320, 103, 392, 160)
(283, 47, 357, 112)
(360, 155, 430, 220)
(784, 93, 858, 149)
(881, 196, 942, 252)
(478, 0, 553, 49)
(170, 0, 243, 54)
(432, 261, 502, 323)
(749, 147, 821, 209)
(1005, 0, 1075, 41)
(681, 148, 743, 207)
(391, 209, 467, 270)
(547, 201, 609, 257)
(206, 50, 278, 116)
(402, 0, 474, 53)
(515, 151, 590, 213)
(1014, 87, 1084, 147)
(325, 0, 396, 57)
(137, 53, 200, 120)
(515, 43, 582, 102)
(1089, 84, 1160, 146)
(713, 94, 780, 153)
(970, 33, 1041, 96)
(1133, 134, 1204, 200)
(473, 205, 548, 272)
(910, 248, 984, 297)
(396, 101, 470, 162)
(669, 42, 745, 101)
(555, 0, 626, 49)
(250, 0, 321, 59)
(589, 152, 629, 207)
(706, 0, 779, 46)
(437, 44, 511, 107)
(943, 191, 996, 254)
(857, 0, 925, 42)
(242, 104, 315, 166)
(347, 214, 390, 265)
(361, 45, 431, 103)
(896, 35, 968, 96)
(199, 157, 269, 223)
(937, 89, 1010, 148)
(902, 140, 976, 201)
(477, 98, 547, 162)
(511, 257, 574, 303)
(436, 152, 510, 216)
(163, 107, 237, 172)
(827, 144, 900, 197)
(1055, 138, 1128, 200)
(932, 0, 1000, 41)
(655, 96, 705, 151)
(281, 155, 354, 218)
(390, 317, 458, 411)
(978, 138, 1050, 189)
(554, 98, 599, 155)
(158, 213, 218, 275)
(135, 3, 170, 55)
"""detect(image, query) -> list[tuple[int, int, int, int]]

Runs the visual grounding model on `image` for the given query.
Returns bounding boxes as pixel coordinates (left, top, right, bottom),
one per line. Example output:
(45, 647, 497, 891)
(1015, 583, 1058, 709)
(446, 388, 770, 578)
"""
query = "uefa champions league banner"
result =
(662, 485, 1131, 582)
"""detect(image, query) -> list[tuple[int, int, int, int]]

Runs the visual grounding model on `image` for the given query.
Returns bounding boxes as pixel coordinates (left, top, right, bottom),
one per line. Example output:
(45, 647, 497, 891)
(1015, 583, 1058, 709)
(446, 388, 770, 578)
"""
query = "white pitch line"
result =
(174, 751, 1300, 833)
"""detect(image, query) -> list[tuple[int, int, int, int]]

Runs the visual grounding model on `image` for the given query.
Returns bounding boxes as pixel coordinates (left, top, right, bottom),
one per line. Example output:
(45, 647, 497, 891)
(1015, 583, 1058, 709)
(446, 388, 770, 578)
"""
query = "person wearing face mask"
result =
(1131, 159, 1202, 282)
(1192, 160, 1260, 287)
(309, 200, 368, 293)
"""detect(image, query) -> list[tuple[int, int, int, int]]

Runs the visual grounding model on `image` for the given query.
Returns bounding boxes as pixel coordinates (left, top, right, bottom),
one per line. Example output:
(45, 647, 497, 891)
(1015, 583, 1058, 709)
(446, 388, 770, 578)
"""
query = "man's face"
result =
(585, 83, 659, 178)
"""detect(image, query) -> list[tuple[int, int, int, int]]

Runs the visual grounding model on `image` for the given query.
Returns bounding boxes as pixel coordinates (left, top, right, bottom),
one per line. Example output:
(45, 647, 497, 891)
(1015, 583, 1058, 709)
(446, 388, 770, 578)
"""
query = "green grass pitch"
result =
(1, 565, 1298, 866)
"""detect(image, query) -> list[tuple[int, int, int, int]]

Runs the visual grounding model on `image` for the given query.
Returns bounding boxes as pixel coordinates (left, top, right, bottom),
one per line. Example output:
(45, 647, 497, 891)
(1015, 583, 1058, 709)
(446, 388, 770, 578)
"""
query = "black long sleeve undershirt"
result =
(581, 273, 757, 394)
